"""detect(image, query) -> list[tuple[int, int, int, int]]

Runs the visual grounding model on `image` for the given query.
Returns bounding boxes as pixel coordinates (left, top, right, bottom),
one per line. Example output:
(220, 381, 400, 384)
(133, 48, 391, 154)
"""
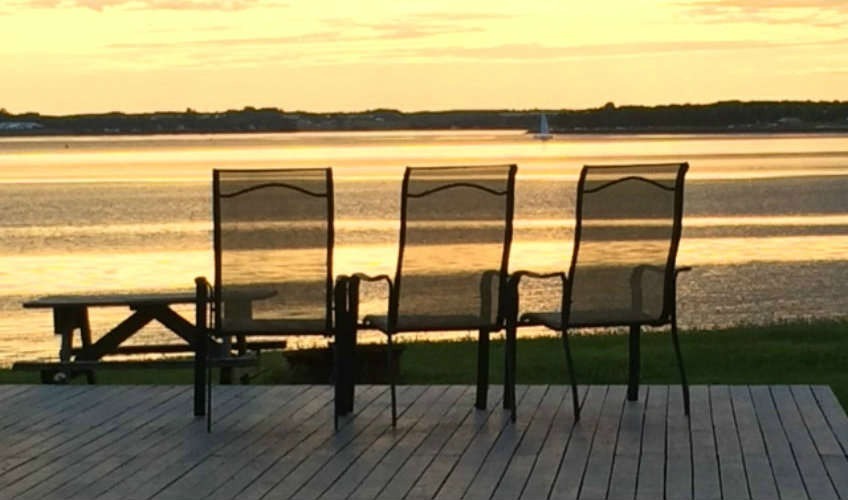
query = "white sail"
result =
(534, 113, 553, 141)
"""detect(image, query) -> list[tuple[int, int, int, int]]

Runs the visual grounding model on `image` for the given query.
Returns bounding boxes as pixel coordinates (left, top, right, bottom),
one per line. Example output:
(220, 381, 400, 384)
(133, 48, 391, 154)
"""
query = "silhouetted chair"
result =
(194, 168, 338, 430)
(336, 164, 517, 427)
(505, 163, 690, 421)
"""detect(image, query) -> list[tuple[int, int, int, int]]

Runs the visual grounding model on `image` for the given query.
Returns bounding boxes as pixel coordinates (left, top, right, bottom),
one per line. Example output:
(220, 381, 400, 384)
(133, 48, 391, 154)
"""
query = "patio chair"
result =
(336, 164, 517, 427)
(194, 168, 338, 430)
(505, 163, 690, 422)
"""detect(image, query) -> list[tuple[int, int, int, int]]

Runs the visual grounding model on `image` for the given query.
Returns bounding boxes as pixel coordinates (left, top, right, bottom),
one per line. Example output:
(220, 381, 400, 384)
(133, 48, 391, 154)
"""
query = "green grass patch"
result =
(2, 319, 846, 409)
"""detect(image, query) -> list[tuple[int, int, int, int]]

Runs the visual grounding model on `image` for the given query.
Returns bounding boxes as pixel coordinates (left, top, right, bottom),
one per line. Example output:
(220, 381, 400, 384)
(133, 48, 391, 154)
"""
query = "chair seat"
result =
(221, 318, 331, 335)
(521, 309, 664, 329)
(363, 314, 499, 333)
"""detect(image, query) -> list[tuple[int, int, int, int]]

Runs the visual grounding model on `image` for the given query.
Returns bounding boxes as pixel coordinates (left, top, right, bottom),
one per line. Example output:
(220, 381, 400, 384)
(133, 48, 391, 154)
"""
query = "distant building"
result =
(0, 121, 43, 130)
(777, 117, 803, 127)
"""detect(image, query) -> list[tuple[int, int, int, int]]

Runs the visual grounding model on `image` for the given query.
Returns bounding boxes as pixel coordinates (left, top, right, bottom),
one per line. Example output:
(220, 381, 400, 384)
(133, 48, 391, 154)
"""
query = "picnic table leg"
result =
(628, 324, 640, 401)
(53, 306, 79, 364)
(79, 309, 96, 383)
(52, 306, 96, 384)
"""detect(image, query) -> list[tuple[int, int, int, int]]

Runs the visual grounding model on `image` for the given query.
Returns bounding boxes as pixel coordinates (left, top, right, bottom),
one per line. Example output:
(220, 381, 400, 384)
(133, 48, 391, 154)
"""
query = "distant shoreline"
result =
(2, 126, 848, 139)
(2, 100, 847, 137)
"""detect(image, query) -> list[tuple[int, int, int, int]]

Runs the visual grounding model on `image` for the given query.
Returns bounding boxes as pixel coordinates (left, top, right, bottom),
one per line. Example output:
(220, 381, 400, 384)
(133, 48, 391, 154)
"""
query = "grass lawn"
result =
(1, 320, 846, 409)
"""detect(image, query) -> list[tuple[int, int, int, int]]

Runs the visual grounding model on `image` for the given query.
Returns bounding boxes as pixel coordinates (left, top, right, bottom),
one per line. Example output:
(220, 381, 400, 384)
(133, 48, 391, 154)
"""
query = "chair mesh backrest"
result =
(214, 168, 333, 333)
(566, 163, 687, 325)
(391, 165, 516, 329)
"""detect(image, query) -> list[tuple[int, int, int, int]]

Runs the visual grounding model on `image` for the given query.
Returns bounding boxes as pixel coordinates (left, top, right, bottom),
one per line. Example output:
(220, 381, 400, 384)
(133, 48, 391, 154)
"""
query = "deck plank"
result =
(0, 386, 150, 497)
(348, 385, 471, 500)
(218, 385, 388, 500)
(0, 384, 844, 500)
(606, 386, 646, 500)
(406, 385, 513, 499)
(750, 385, 809, 500)
(709, 385, 749, 500)
(771, 386, 839, 500)
(635, 385, 667, 500)
(791, 385, 848, 499)
(374, 386, 480, 500)
(691, 386, 721, 500)
(0, 384, 91, 432)
(578, 385, 625, 500)
(460, 385, 548, 500)
(12, 386, 188, 500)
(812, 386, 848, 454)
(96, 384, 279, 500)
(729, 385, 778, 500)
(200, 385, 338, 500)
(665, 383, 693, 500)
(150, 385, 317, 500)
(548, 384, 610, 500)
(267, 385, 427, 499)
(490, 385, 568, 500)
(316, 385, 447, 500)
(84, 384, 253, 499)
(517, 385, 584, 500)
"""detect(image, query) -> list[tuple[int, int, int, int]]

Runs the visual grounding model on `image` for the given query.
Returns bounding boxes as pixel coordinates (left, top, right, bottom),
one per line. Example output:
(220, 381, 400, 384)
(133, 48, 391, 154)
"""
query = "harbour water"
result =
(2, 130, 848, 365)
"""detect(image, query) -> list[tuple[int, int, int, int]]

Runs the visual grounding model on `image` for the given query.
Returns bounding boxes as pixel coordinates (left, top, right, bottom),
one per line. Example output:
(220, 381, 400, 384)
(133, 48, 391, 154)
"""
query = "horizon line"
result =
(3, 98, 848, 118)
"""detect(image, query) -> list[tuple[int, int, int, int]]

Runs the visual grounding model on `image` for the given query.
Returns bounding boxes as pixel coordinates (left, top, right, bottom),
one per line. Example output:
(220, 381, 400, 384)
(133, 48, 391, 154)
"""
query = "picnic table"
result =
(16, 290, 283, 383)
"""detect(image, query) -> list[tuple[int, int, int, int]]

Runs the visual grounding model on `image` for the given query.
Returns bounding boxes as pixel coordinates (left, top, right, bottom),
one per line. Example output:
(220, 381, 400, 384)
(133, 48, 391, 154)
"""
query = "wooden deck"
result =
(1, 385, 846, 500)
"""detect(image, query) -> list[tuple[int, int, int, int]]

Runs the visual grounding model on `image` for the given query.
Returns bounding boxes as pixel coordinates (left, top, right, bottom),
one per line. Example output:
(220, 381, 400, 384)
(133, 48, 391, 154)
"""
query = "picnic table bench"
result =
(15, 290, 284, 383)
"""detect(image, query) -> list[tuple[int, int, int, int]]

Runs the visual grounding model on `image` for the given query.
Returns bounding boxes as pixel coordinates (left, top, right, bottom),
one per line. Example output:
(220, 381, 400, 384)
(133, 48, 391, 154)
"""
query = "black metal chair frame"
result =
(505, 162, 691, 422)
(335, 164, 517, 427)
(194, 168, 337, 431)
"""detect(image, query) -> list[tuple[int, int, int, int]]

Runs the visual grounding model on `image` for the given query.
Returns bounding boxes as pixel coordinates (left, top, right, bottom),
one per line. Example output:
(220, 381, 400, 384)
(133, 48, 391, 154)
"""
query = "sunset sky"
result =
(1, 0, 846, 115)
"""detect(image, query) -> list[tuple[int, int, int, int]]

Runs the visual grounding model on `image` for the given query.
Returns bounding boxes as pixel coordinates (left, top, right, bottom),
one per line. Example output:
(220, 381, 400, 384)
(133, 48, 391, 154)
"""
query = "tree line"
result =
(1, 101, 847, 136)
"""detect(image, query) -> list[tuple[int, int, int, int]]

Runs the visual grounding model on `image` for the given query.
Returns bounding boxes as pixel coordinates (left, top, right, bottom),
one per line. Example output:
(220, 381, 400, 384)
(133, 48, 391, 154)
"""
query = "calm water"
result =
(2, 130, 848, 365)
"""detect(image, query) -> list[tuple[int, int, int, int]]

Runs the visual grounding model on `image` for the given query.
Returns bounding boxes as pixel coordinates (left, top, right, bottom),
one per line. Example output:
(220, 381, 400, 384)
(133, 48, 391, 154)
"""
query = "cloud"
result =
(352, 36, 848, 65)
(323, 12, 503, 41)
(105, 14, 491, 51)
(676, 0, 848, 27)
(103, 33, 848, 71)
(106, 31, 346, 50)
(9, 0, 286, 11)
(382, 40, 779, 62)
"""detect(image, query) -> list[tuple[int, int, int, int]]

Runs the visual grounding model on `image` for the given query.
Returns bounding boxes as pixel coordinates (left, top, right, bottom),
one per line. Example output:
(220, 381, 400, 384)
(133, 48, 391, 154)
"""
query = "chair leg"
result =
(333, 333, 340, 431)
(387, 334, 397, 427)
(628, 324, 640, 401)
(332, 321, 355, 430)
(207, 362, 213, 433)
(671, 318, 690, 416)
(505, 323, 517, 422)
(561, 329, 580, 421)
(476, 329, 489, 410)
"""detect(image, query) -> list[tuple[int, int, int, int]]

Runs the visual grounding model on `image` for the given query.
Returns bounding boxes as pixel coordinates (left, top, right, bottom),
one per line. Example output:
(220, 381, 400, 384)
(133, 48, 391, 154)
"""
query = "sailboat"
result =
(534, 113, 554, 141)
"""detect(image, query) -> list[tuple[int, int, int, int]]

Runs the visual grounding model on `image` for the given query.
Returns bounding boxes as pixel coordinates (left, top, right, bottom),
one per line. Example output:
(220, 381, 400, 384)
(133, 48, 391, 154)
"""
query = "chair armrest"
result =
(515, 270, 566, 280)
(351, 273, 393, 285)
(349, 273, 394, 299)
(507, 270, 567, 325)
(343, 273, 395, 326)
(509, 270, 567, 287)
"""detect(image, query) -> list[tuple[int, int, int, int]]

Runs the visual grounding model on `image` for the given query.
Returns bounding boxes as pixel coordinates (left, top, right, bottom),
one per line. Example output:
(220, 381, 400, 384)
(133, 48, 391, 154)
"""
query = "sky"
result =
(1, 0, 847, 115)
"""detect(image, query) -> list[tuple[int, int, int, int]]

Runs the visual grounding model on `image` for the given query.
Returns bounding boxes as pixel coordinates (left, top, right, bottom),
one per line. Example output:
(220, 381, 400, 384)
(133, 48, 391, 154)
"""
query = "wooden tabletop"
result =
(22, 287, 277, 309)
(22, 292, 198, 309)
